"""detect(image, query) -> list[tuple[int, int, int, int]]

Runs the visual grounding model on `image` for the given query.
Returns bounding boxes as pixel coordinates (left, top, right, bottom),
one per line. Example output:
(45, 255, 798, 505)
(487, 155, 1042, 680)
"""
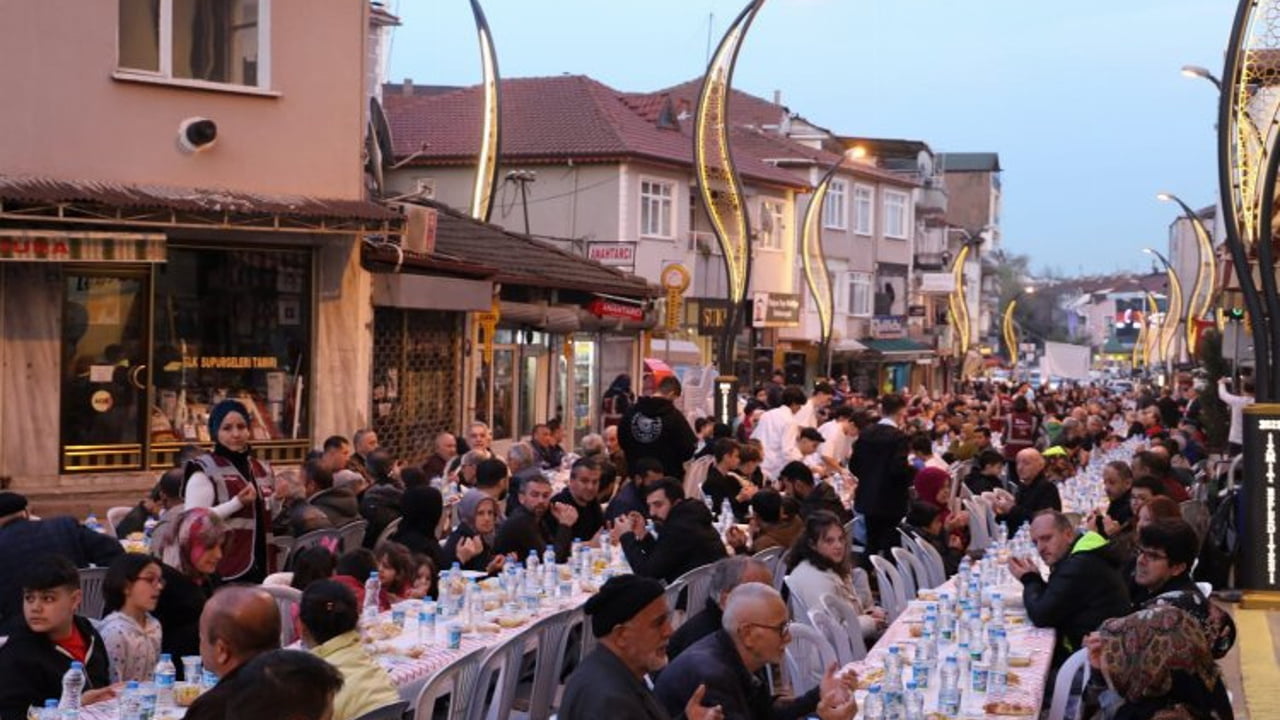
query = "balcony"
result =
(917, 184, 948, 216)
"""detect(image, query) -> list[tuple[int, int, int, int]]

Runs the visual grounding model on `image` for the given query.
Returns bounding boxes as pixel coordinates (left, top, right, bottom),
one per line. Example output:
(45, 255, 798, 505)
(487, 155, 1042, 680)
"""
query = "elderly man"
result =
(560, 575, 724, 720)
(1008, 511, 1129, 664)
(421, 432, 457, 480)
(667, 557, 773, 660)
(655, 584, 856, 720)
(226, 650, 344, 720)
(185, 586, 282, 720)
(547, 457, 605, 542)
(464, 421, 492, 455)
(346, 428, 378, 486)
(994, 448, 1061, 533)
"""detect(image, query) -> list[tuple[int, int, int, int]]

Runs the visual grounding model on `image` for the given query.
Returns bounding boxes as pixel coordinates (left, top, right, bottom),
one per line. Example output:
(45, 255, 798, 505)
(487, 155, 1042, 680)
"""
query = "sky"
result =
(387, 0, 1232, 276)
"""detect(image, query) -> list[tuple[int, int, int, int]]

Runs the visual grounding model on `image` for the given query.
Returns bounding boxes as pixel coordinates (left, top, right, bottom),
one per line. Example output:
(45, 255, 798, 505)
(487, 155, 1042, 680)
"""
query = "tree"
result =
(1197, 328, 1230, 452)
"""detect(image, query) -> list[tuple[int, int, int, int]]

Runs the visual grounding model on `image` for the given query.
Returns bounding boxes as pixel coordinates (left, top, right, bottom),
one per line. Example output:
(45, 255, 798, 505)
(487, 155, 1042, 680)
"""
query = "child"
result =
(97, 554, 164, 683)
(0, 555, 115, 720)
(373, 541, 416, 602)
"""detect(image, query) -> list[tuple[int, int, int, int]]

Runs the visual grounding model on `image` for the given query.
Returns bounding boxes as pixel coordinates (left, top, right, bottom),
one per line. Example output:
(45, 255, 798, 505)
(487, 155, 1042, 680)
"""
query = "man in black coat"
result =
(545, 458, 605, 543)
(184, 587, 281, 720)
(850, 394, 914, 559)
(667, 557, 773, 661)
(495, 475, 577, 563)
(613, 479, 726, 584)
(994, 448, 1062, 533)
(1009, 511, 1130, 665)
(619, 376, 698, 480)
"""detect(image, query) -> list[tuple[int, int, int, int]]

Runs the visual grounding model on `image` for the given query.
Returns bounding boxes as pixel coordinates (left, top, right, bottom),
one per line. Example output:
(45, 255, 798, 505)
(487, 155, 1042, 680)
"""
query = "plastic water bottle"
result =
(939, 656, 962, 717)
(989, 628, 1010, 694)
(153, 653, 176, 708)
(142, 518, 157, 539)
(543, 544, 557, 569)
(417, 600, 436, 644)
(59, 661, 85, 710)
(119, 681, 141, 720)
(968, 611, 986, 655)
(956, 641, 972, 680)
(526, 550, 540, 576)
(84, 513, 103, 534)
(362, 571, 381, 622)
(40, 699, 58, 720)
(883, 645, 904, 720)
(644, 517, 657, 539)
(864, 684, 885, 720)
(905, 680, 925, 720)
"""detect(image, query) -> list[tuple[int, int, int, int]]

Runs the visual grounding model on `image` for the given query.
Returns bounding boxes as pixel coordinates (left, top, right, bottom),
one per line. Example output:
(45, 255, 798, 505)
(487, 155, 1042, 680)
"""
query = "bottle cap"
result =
(369, 571, 378, 579)
(160, 653, 171, 661)
(70, 661, 84, 670)
(45, 700, 57, 708)
(127, 681, 139, 690)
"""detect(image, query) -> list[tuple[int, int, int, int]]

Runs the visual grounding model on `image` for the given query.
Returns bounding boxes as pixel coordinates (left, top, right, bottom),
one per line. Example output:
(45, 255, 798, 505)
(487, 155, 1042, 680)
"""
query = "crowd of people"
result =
(0, 371, 1245, 720)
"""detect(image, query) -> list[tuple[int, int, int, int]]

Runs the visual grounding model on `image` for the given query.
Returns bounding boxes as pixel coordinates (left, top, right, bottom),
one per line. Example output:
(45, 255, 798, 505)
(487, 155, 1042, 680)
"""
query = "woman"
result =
(388, 484, 443, 565)
(784, 511, 885, 641)
(98, 554, 164, 683)
(184, 399, 274, 583)
(601, 374, 634, 427)
(299, 580, 400, 720)
(441, 490, 505, 575)
(913, 467, 968, 549)
(1086, 606, 1233, 720)
(152, 508, 225, 678)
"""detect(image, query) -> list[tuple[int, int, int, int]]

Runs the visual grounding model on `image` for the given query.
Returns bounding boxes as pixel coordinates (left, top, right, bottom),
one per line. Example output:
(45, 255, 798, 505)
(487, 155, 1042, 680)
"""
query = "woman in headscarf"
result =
(152, 508, 226, 679)
(441, 490, 505, 575)
(601, 373, 634, 427)
(913, 466, 969, 556)
(183, 399, 275, 583)
(1086, 606, 1233, 720)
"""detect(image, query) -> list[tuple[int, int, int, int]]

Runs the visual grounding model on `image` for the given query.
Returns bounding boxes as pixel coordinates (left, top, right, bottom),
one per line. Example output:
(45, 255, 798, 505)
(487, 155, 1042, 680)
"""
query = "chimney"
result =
(773, 89, 782, 105)
(402, 78, 413, 97)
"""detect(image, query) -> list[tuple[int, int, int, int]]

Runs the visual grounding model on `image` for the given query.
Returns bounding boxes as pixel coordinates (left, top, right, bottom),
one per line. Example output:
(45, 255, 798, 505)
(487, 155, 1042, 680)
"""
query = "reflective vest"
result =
(190, 453, 272, 581)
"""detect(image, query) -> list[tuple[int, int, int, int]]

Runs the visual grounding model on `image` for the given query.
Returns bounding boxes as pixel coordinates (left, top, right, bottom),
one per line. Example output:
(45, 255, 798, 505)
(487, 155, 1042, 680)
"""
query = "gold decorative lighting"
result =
(802, 163, 839, 363)
(468, 0, 501, 223)
(1156, 192, 1218, 353)
(948, 243, 973, 355)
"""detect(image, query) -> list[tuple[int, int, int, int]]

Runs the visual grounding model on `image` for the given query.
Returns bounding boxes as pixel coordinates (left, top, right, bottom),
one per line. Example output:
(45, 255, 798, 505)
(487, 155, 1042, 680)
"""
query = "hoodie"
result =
(618, 396, 698, 479)
(1017, 531, 1131, 663)
(620, 499, 727, 584)
(850, 422, 914, 519)
(0, 615, 111, 720)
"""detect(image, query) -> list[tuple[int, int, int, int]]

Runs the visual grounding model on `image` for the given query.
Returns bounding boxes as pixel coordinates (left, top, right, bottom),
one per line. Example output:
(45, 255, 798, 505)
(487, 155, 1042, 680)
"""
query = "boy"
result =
(0, 556, 114, 720)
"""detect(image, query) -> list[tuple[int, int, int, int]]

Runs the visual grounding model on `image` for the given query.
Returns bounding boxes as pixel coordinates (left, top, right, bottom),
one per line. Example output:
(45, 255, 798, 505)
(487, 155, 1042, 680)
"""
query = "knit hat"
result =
(208, 399, 250, 440)
(584, 574, 665, 638)
(0, 491, 28, 517)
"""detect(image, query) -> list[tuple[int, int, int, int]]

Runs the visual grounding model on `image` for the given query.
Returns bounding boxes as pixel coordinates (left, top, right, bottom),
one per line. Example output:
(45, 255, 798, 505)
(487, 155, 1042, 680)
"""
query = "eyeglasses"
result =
(1136, 547, 1168, 562)
(746, 621, 791, 639)
(134, 574, 166, 586)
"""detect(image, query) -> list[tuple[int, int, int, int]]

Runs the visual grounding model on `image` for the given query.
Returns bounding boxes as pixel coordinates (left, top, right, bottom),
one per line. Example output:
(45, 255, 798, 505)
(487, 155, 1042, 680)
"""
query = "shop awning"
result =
(832, 338, 869, 354)
(862, 337, 934, 359)
(499, 301, 581, 333)
(0, 229, 165, 262)
(648, 338, 703, 366)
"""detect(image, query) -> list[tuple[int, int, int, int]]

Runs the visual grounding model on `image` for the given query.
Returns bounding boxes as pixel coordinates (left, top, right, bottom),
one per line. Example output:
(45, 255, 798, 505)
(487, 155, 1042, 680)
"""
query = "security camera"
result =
(177, 117, 218, 154)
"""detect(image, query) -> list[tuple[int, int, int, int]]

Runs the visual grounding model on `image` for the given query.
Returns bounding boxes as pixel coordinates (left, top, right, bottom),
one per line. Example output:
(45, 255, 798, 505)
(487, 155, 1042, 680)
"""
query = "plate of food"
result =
(1008, 652, 1033, 667)
(461, 569, 488, 580)
(983, 701, 1035, 716)
(856, 668, 885, 689)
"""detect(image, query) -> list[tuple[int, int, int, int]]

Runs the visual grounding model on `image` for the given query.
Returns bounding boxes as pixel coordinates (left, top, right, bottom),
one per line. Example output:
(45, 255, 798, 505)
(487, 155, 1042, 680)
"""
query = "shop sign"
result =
(871, 315, 906, 339)
(661, 264, 690, 331)
(908, 304, 927, 318)
(587, 242, 636, 268)
(919, 272, 955, 294)
(473, 296, 501, 364)
(697, 299, 734, 336)
(751, 292, 801, 328)
(587, 298, 644, 322)
(0, 230, 166, 262)
(1239, 405, 1280, 593)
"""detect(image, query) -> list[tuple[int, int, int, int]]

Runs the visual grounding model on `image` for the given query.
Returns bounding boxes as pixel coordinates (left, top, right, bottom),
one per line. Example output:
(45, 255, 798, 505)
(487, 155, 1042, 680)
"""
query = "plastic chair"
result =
(412, 648, 483, 720)
(106, 506, 134, 535)
(752, 546, 786, 590)
(466, 623, 539, 720)
(1046, 648, 1091, 720)
(337, 520, 369, 553)
(673, 562, 717, 622)
(783, 622, 838, 695)
(376, 517, 403, 548)
(258, 584, 303, 646)
(964, 498, 991, 552)
(285, 528, 341, 570)
(783, 576, 810, 623)
(911, 534, 948, 589)
(807, 606, 860, 665)
(78, 567, 108, 620)
(350, 700, 410, 720)
(269, 535, 295, 572)
(868, 555, 906, 621)
(664, 577, 688, 629)
(818, 593, 868, 661)
(891, 547, 926, 600)
(526, 607, 581, 719)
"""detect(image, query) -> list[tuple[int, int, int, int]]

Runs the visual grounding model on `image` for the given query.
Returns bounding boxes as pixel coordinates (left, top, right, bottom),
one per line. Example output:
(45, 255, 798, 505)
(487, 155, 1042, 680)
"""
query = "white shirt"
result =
(818, 420, 852, 466)
(794, 400, 821, 430)
(752, 405, 800, 480)
(1218, 379, 1254, 446)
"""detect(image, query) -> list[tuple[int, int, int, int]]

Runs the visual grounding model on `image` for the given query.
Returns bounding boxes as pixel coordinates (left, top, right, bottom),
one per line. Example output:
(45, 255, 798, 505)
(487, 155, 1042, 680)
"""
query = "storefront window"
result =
(492, 348, 514, 441)
(151, 246, 311, 448)
(572, 338, 596, 444)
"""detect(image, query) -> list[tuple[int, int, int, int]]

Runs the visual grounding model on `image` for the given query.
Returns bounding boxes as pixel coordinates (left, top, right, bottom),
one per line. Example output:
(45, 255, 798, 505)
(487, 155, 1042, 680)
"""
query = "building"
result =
(938, 152, 1003, 351)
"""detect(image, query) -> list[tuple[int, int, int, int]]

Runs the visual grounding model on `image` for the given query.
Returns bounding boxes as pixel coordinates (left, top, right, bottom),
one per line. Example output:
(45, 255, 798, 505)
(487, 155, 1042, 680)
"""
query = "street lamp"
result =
(947, 225, 991, 360)
(1157, 191, 1218, 350)
(1002, 285, 1034, 378)
(1180, 64, 1223, 90)
(1143, 247, 1184, 378)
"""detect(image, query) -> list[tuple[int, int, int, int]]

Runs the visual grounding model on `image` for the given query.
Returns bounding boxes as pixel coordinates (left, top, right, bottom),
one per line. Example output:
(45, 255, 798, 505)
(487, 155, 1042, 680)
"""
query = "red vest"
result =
(192, 453, 273, 581)
(1003, 411, 1037, 460)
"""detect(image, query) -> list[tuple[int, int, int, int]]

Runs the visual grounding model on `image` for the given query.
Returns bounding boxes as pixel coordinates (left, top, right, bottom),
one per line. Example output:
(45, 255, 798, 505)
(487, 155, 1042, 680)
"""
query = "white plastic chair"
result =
(412, 648, 483, 720)
(783, 575, 810, 623)
(258, 584, 303, 646)
(351, 701, 410, 720)
(526, 608, 582, 720)
(752, 546, 786, 590)
(664, 577, 688, 630)
(337, 519, 369, 552)
(807, 606, 860, 665)
(891, 547, 926, 600)
(818, 593, 868, 661)
(783, 622, 838, 695)
(673, 562, 717, 621)
(911, 534, 948, 588)
(466, 623, 538, 720)
(964, 498, 991, 551)
(284, 528, 341, 570)
(868, 555, 906, 621)
(376, 517, 403, 548)
(1046, 647, 1091, 720)
(106, 506, 134, 535)
(78, 567, 108, 620)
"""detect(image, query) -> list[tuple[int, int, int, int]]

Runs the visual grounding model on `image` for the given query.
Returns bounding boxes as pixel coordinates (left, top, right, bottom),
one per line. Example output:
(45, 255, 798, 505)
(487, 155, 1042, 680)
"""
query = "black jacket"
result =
(494, 505, 573, 564)
(605, 481, 647, 522)
(309, 486, 361, 528)
(183, 663, 246, 720)
(654, 629, 819, 720)
(154, 563, 218, 679)
(620, 500, 726, 584)
(1017, 532, 1130, 663)
(667, 597, 723, 661)
(800, 482, 850, 523)
(619, 396, 697, 479)
(0, 615, 111, 720)
(545, 488, 604, 543)
(702, 466, 750, 522)
(440, 523, 496, 575)
(359, 481, 404, 548)
(0, 518, 123, 625)
(1001, 474, 1062, 533)
(851, 422, 914, 519)
(964, 468, 1005, 496)
(560, 645, 671, 720)
(114, 502, 154, 537)
(1106, 489, 1134, 525)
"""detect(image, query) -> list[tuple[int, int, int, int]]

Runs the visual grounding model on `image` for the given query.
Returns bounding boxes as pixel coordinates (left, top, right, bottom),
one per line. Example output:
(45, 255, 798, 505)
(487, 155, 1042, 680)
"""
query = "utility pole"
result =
(505, 169, 536, 235)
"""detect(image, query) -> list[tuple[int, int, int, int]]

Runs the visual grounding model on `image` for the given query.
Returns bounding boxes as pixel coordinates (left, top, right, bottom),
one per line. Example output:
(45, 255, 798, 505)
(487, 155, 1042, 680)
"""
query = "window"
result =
(823, 180, 848, 230)
(118, 0, 271, 89)
(884, 190, 909, 239)
(757, 200, 785, 250)
(847, 272, 872, 317)
(640, 179, 674, 238)
(853, 184, 874, 236)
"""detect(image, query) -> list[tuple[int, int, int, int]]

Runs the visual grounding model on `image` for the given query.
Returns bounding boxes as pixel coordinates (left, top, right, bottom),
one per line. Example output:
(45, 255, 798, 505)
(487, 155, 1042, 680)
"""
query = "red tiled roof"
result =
(636, 78, 790, 127)
(383, 75, 808, 190)
(731, 128, 919, 188)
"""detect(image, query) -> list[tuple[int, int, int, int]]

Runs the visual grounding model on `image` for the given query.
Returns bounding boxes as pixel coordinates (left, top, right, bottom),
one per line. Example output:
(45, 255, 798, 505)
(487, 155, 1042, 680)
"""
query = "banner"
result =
(1039, 341, 1091, 380)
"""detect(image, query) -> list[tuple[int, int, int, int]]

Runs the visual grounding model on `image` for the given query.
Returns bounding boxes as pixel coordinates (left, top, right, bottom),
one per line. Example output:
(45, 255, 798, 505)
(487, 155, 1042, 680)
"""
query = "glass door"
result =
(61, 269, 151, 471)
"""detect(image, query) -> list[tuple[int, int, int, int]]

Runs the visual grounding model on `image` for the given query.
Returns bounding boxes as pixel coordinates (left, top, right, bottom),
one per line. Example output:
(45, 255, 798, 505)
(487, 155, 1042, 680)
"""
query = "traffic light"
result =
(1228, 307, 1245, 322)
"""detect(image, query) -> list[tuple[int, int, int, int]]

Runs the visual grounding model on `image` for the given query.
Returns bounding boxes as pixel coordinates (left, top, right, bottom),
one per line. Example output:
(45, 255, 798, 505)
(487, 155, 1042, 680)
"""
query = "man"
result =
(993, 448, 1061, 533)
(1128, 475, 1167, 517)
(464, 421, 492, 456)
(619, 376, 698, 480)
(0, 492, 122, 624)
(655, 584, 856, 720)
(1218, 377, 1254, 454)
(606, 457, 665, 522)
(495, 475, 577, 563)
(473, 458, 511, 510)
(817, 405, 856, 469)
(1008, 511, 1130, 664)
(225, 650, 344, 720)
(320, 435, 352, 475)
(560, 575, 723, 720)
(147, 467, 189, 543)
(547, 457, 605, 542)
(965, 449, 1007, 495)
(421, 432, 457, 480)
(614, 478, 727, 583)
(303, 459, 361, 528)
(778, 461, 848, 522)
(793, 382, 834, 430)
(796, 427, 835, 477)
(274, 462, 336, 538)
(666, 557, 773, 660)
(1130, 519, 1233, 658)
(752, 386, 806, 481)
(185, 586, 283, 720)
(1130, 450, 1189, 503)
(604, 425, 627, 478)
(701, 439, 751, 521)
(746, 490, 802, 553)
(1101, 460, 1134, 526)
(532, 422, 565, 471)
(850, 394, 914, 559)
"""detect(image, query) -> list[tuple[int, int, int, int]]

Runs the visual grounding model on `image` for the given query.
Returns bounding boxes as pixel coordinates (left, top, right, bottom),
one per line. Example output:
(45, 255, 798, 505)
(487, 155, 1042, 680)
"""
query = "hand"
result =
(684, 684, 725, 720)
(867, 607, 887, 627)
(83, 686, 120, 705)
(819, 663, 856, 697)
(457, 536, 483, 563)
(627, 511, 647, 537)
(735, 483, 758, 503)
(817, 687, 857, 720)
(1083, 631, 1104, 669)
(485, 553, 506, 575)
(236, 483, 258, 505)
(1100, 515, 1121, 537)
(947, 533, 966, 551)
(946, 510, 970, 532)
(725, 524, 749, 553)
(551, 501, 579, 528)
(608, 519, 630, 543)
(1008, 556, 1037, 580)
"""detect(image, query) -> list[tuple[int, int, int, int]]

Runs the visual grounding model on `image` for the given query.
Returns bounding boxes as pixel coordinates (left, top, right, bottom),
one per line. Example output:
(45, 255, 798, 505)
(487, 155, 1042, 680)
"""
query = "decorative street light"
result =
(1156, 192, 1218, 351)
(947, 226, 989, 361)
(1180, 64, 1223, 90)
(467, 0, 501, 223)
(1143, 247, 1184, 375)
(1001, 286, 1034, 377)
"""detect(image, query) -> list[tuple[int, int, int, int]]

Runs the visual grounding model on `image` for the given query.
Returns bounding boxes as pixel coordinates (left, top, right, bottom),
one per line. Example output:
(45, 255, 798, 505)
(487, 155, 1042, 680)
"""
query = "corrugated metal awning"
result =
(0, 229, 165, 262)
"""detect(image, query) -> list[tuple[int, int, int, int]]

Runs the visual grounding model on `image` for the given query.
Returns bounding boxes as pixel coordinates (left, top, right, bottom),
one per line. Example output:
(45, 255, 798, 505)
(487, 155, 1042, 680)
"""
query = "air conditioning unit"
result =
(396, 203, 438, 254)
(414, 178, 436, 199)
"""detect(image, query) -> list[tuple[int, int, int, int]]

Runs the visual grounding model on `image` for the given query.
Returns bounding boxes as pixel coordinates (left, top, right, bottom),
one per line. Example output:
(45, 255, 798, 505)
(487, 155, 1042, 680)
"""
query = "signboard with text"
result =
(919, 272, 956, 294)
(587, 298, 644, 322)
(1241, 404, 1280, 595)
(871, 315, 906, 339)
(587, 242, 636, 268)
(751, 292, 801, 328)
(697, 298, 734, 336)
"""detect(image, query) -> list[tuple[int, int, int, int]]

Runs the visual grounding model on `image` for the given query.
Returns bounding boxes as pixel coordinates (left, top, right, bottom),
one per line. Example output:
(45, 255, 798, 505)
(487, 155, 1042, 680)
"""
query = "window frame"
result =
(639, 177, 676, 239)
(757, 199, 786, 251)
(847, 271, 873, 317)
(853, 184, 874, 236)
(115, 0, 274, 93)
(883, 189, 910, 240)
(823, 179, 848, 231)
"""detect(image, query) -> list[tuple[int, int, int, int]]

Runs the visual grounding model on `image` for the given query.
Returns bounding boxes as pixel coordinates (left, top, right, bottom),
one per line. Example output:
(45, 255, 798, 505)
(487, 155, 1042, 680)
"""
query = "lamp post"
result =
(1156, 192, 1218, 354)
(1143, 247, 1184, 383)
(1180, 64, 1223, 90)
(948, 226, 989, 367)
(1001, 286, 1034, 380)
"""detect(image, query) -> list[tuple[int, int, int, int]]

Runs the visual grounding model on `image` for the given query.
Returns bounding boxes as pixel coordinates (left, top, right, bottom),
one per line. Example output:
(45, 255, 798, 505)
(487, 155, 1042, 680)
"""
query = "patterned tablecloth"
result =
(841, 579, 1057, 720)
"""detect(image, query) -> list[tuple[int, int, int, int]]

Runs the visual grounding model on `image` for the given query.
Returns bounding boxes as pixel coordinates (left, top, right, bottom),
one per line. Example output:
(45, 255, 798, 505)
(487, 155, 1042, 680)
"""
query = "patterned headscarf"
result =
(1096, 606, 1220, 706)
(155, 507, 228, 578)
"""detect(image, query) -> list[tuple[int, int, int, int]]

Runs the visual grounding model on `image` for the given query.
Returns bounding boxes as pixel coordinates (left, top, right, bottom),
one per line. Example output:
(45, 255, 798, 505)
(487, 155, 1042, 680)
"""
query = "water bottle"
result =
(968, 611, 986, 655)
(644, 517, 656, 538)
(939, 656, 962, 717)
(200, 670, 218, 691)
(40, 699, 58, 720)
(956, 642, 972, 681)
(720, 498, 733, 525)
(84, 513, 102, 534)
(989, 628, 1010, 694)
(362, 571, 382, 622)
(912, 628, 934, 688)
(905, 680, 925, 720)
(526, 550, 540, 576)
(864, 684, 885, 720)
(153, 653, 176, 708)
(59, 661, 85, 710)
(543, 544, 557, 569)
(119, 681, 141, 720)
(884, 645, 903, 688)
(417, 599, 436, 644)
(466, 581, 483, 626)
(142, 518, 157, 539)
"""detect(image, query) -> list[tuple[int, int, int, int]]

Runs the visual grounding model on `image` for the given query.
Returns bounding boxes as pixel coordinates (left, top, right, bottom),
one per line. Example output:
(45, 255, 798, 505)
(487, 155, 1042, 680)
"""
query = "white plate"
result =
(460, 570, 488, 580)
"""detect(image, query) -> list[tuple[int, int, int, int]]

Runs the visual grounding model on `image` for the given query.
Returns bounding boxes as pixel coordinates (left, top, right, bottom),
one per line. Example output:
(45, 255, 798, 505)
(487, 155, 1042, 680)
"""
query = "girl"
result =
(98, 554, 165, 683)
(784, 511, 886, 642)
(373, 541, 417, 601)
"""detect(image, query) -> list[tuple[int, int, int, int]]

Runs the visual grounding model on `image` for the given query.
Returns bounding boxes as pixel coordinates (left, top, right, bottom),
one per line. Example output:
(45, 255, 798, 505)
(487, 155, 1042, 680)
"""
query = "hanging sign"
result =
(474, 296, 500, 364)
(661, 264, 690, 332)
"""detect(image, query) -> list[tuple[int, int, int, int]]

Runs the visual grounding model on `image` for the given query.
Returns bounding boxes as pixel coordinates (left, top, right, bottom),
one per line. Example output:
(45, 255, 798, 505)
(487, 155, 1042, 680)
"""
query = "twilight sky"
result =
(387, 0, 1232, 276)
